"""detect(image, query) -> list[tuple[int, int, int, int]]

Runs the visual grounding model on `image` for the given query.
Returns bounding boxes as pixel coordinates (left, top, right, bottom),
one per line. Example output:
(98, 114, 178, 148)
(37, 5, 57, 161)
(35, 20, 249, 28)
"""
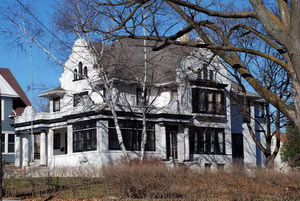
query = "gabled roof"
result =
(0, 68, 31, 106)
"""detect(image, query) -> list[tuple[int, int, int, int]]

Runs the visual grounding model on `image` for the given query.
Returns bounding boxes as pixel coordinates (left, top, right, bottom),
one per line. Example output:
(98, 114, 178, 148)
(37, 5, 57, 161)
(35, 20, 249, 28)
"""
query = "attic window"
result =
(74, 69, 78, 80)
(78, 62, 83, 78)
(84, 66, 88, 77)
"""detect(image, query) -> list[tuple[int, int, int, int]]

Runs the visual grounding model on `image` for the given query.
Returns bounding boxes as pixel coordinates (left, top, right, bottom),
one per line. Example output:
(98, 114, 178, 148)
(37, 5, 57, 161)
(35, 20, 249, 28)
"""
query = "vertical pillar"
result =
(47, 129, 54, 165)
(156, 123, 167, 159)
(22, 134, 29, 167)
(184, 126, 190, 161)
(40, 130, 47, 166)
(177, 125, 185, 162)
(67, 125, 73, 154)
(98, 120, 108, 151)
(14, 134, 22, 167)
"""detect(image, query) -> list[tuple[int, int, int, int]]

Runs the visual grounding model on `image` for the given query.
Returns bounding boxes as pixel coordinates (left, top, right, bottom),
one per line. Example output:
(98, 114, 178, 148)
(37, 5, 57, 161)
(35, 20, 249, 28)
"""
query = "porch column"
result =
(156, 123, 167, 159)
(14, 134, 22, 167)
(177, 125, 185, 162)
(40, 130, 47, 166)
(184, 126, 190, 161)
(67, 125, 73, 154)
(22, 134, 29, 167)
(47, 129, 53, 164)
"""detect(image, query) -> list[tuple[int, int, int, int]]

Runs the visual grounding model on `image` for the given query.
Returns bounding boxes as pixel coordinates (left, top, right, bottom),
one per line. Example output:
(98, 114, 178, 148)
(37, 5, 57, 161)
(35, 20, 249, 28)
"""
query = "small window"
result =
(53, 97, 60, 112)
(1, 134, 5, 153)
(84, 66, 88, 77)
(209, 70, 214, 80)
(255, 102, 264, 118)
(78, 62, 83, 78)
(8, 134, 14, 153)
(203, 67, 208, 80)
(53, 133, 60, 149)
(74, 69, 78, 80)
(136, 88, 148, 106)
(170, 89, 178, 101)
(73, 92, 88, 107)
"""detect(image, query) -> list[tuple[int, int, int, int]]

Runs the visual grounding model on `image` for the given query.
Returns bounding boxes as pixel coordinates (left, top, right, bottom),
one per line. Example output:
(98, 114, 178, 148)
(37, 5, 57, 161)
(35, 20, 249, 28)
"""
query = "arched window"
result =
(74, 69, 78, 80)
(78, 62, 83, 78)
(84, 66, 88, 77)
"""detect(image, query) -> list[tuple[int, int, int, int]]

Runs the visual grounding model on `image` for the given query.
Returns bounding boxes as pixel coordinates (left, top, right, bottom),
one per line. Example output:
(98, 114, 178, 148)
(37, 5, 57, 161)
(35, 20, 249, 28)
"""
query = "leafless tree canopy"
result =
(53, 0, 300, 131)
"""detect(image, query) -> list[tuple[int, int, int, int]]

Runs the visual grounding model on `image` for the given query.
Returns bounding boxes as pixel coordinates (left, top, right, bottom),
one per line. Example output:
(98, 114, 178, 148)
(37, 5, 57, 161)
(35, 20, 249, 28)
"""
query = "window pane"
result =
(8, 134, 14, 143)
(8, 144, 14, 153)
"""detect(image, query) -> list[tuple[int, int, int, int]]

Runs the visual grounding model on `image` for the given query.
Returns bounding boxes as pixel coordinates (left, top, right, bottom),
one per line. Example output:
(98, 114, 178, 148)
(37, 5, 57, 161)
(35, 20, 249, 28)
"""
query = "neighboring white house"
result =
(13, 39, 266, 169)
(0, 68, 31, 163)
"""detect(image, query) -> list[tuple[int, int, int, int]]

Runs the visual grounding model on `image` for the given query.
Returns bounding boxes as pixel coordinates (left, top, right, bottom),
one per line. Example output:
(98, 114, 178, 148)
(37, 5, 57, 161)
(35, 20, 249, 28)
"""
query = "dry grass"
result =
(4, 159, 300, 200)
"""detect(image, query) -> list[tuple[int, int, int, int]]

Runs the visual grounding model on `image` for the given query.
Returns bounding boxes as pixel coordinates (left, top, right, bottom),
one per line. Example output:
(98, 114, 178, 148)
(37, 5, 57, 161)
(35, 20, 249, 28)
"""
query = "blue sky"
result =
(0, 0, 62, 109)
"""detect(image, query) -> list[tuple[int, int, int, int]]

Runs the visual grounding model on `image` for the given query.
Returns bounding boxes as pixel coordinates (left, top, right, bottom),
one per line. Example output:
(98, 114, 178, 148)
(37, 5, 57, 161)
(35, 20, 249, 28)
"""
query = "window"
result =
(189, 127, 225, 155)
(108, 120, 155, 151)
(73, 91, 88, 107)
(74, 69, 78, 80)
(255, 102, 264, 118)
(78, 62, 83, 79)
(170, 89, 178, 101)
(1, 134, 5, 153)
(53, 97, 60, 112)
(8, 134, 14, 153)
(192, 88, 225, 114)
(53, 133, 60, 149)
(84, 66, 88, 77)
(136, 88, 148, 106)
(241, 100, 251, 123)
(73, 121, 97, 152)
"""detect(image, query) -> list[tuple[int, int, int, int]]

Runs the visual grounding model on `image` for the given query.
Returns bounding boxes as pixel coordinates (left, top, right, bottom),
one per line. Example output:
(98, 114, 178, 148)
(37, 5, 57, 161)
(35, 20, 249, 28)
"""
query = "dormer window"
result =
(53, 97, 60, 112)
(84, 66, 88, 77)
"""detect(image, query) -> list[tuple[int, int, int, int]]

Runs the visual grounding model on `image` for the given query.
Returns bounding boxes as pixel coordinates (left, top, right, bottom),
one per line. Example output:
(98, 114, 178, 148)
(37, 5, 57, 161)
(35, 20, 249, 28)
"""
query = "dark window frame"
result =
(83, 66, 88, 77)
(73, 121, 97, 152)
(108, 120, 155, 151)
(53, 97, 60, 112)
(189, 127, 225, 155)
(192, 88, 225, 114)
(73, 91, 88, 107)
(255, 102, 265, 118)
(8, 134, 14, 153)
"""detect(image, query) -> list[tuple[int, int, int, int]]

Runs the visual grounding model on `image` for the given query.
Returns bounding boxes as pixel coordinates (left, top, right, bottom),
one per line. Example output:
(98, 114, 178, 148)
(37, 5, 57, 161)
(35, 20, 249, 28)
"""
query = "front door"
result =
(232, 133, 244, 164)
(166, 126, 178, 160)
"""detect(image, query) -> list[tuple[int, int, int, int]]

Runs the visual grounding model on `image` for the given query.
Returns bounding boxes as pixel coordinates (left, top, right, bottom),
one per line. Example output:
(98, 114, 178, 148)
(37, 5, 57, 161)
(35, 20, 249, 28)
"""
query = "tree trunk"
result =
(140, 109, 147, 160)
(109, 102, 129, 161)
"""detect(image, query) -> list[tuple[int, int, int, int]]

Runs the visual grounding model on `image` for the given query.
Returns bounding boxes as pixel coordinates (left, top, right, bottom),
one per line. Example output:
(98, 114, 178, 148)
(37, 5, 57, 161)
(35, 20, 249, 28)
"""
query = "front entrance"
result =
(232, 133, 244, 164)
(166, 126, 178, 160)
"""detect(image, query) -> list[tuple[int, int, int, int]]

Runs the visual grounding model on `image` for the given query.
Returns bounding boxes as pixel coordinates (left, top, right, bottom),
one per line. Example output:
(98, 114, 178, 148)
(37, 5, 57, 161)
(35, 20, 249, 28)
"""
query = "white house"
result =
(0, 68, 31, 163)
(13, 39, 266, 169)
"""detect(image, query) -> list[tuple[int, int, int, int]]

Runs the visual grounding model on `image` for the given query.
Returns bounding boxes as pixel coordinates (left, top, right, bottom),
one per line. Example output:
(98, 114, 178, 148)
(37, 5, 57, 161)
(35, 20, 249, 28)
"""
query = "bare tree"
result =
(52, 0, 300, 132)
